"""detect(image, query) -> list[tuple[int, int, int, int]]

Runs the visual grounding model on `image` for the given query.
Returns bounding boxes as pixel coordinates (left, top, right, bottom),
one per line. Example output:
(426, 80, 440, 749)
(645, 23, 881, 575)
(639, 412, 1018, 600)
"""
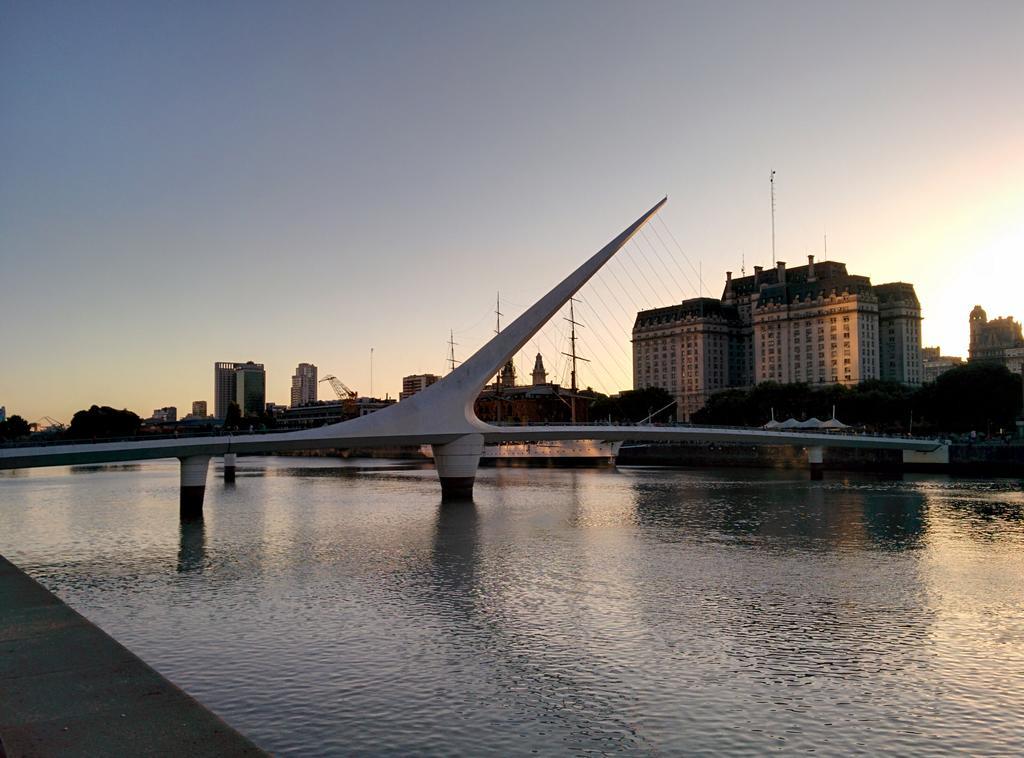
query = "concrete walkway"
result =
(0, 554, 264, 756)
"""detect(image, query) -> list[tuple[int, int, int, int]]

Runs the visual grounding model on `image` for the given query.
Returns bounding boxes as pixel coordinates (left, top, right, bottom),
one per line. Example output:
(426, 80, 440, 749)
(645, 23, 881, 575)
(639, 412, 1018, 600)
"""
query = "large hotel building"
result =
(633, 256, 923, 419)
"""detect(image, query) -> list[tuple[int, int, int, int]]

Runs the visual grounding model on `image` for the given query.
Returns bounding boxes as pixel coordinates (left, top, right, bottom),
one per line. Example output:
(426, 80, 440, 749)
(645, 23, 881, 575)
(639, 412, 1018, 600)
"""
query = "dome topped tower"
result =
(969, 305, 988, 357)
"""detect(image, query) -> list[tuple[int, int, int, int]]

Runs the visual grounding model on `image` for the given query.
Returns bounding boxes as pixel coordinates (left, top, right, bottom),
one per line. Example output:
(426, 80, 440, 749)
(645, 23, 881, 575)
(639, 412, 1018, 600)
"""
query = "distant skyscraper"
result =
(191, 400, 208, 418)
(401, 373, 441, 401)
(215, 361, 266, 418)
(215, 362, 241, 419)
(235, 362, 266, 416)
(290, 363, 318, 407)
(0, 406, 6, 422)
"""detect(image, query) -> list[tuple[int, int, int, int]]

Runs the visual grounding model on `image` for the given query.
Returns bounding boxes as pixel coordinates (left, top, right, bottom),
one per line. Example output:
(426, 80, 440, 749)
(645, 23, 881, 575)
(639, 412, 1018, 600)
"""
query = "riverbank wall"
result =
(617, 442, 1024, 476)
(0, 554, 264, 757)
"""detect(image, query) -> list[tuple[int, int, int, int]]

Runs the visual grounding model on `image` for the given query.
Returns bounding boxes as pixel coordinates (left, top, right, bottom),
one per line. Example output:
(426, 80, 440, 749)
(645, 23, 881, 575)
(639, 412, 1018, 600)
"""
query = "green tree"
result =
(0, 415, 31, 441)
(690, 364, 1022, 435)
(590, 386, 675, 423)
(66, 406, 141, 439)
(223, 402, 242, 430)
(917, 362, 1022, 434)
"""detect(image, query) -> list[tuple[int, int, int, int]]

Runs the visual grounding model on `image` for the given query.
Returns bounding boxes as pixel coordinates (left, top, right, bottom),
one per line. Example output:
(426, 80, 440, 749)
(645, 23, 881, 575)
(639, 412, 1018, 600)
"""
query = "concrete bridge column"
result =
(223, 453, 236, 483)
(431, 434, 484, 501)
(179, 455, 211, 519)
(902, 444, 950, 469)
(807, 446, 824, 480)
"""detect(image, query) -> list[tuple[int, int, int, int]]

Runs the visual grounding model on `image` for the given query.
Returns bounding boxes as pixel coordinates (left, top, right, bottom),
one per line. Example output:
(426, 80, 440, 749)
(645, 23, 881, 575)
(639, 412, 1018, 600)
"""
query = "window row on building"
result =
(633, 256, 923, 420)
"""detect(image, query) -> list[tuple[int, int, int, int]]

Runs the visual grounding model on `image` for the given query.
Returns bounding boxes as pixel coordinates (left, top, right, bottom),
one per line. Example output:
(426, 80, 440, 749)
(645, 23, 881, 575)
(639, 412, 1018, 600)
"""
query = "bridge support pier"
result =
(179, 455, 211, 519)
(431, 434, 484, 502)
(223, 453, 236, 483)
(902, 444, 949, 469)
(807, 446, 824, 480)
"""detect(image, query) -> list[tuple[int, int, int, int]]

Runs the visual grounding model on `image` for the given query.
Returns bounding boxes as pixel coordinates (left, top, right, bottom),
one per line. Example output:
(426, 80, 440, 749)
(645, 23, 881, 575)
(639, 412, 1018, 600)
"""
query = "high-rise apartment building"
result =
(401, 373, 441, 401)
(290, 363, 318, 407)
(633, 256, 923, 419)
(191, 400, 208, 418)
(214, 361, 266, 418)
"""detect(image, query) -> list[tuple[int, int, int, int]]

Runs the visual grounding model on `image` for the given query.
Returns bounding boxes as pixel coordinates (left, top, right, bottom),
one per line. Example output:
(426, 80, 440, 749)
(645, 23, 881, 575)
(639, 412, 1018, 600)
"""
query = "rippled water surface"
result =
(3, 458, 1024, 755)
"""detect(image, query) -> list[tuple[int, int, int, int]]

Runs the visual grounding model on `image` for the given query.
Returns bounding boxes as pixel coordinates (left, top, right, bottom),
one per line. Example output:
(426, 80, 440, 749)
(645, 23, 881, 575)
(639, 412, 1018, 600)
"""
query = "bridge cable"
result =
(639, 228, 694, 297)
(591, 272, 641, 334)
(645, 224, 699, 297)
(575, 295, 631, 364)
(610, 254, 654, 311)
(631, 239, 682, 307)
(654, 216, 704, 296)
(600, 263, 647, 317)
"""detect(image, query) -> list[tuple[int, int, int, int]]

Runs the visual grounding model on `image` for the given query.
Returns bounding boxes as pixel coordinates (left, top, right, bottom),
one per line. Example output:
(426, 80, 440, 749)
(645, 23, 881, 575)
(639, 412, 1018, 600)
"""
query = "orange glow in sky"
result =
(2, 2, 1022, 422)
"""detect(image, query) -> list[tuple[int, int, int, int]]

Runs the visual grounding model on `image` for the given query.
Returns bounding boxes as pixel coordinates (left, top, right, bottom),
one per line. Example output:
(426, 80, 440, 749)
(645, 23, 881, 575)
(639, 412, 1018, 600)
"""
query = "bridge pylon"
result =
(807, 446, 824, 480)
(431, 434, 484, 501)
(179, 455, 211, 519)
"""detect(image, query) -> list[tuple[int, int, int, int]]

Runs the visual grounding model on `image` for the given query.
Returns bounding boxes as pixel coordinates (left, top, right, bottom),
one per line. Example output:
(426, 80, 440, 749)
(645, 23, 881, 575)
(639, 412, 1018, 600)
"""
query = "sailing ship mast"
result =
(561, 297, 589, 423)
(447, 330, 459, 373)
(494, 292, 503, 422)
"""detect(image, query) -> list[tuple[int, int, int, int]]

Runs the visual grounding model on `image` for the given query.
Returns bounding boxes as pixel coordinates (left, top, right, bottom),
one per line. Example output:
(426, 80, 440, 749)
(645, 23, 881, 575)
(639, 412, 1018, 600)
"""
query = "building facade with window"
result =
(633, 298, 742, 421)
(214, 361, 266, 419)
(290, 362, 318, 407)
(235, 363, 266, 416)
(633, 256, 922, 419)
(875, 283, 923, 385)
(968, 305, 1024, 371)
(401, 373, 442, 401)
(149, 406, 177, 423)
(921, 347, 963, 383)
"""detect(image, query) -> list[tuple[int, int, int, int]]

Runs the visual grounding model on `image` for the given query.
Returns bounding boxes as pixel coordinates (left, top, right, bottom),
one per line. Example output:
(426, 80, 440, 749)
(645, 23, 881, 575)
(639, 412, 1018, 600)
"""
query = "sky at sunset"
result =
(2, 0, 1022, 423)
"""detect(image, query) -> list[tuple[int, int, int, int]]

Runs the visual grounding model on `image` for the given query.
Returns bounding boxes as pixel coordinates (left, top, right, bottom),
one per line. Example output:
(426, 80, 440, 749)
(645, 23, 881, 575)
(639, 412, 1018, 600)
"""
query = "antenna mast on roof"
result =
(770, 169, 777, 266)
(824, 232, 828, 261)
(741, 252, 746, 277)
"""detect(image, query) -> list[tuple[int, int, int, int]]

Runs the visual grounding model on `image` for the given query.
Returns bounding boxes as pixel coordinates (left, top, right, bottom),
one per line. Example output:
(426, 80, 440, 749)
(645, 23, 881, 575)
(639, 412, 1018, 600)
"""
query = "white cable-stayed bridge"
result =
(0, 198, 945, 517)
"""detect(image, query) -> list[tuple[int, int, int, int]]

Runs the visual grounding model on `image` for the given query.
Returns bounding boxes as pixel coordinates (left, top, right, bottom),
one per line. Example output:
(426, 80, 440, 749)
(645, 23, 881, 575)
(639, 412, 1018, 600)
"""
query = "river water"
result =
(2, 457, 1023, 755)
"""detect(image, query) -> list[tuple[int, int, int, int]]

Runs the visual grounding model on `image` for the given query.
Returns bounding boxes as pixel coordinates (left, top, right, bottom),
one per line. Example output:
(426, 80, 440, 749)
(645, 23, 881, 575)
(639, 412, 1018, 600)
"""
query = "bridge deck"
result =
(0, 424, 944, 470)
(0, 554, 264, 756)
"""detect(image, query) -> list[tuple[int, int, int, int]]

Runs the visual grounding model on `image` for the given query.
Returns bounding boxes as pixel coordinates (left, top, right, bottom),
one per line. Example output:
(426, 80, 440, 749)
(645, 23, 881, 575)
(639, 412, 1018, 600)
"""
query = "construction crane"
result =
(28, 416, 66, 433)
(319, 375, 357, 401)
